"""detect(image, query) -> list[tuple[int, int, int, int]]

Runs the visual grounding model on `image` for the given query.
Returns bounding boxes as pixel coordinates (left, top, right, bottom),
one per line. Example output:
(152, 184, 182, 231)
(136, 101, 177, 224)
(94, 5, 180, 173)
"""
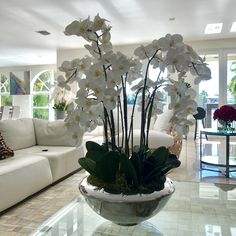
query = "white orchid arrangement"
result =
(51, 86, 72, 111)
(57, 14, 211, 194)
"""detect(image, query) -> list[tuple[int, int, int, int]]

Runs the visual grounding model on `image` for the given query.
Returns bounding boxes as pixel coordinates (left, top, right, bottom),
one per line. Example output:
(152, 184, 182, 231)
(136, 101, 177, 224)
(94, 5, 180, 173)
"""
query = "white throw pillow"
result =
(33, 119, 76, 146)
(114, 105, 156, 132)
(0, 118, 36, 150)
(153, 109, 173, 132)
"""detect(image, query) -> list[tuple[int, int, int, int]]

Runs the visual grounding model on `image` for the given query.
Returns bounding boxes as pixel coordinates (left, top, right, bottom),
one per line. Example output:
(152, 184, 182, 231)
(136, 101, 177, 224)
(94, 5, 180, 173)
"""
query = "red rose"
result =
(213, 105, 236, 122)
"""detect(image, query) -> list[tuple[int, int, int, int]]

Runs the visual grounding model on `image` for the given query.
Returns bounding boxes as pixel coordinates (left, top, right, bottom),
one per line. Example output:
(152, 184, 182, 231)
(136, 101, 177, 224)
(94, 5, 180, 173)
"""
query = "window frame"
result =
(0, 73, 12, 106)
(31, 69, 54, 120)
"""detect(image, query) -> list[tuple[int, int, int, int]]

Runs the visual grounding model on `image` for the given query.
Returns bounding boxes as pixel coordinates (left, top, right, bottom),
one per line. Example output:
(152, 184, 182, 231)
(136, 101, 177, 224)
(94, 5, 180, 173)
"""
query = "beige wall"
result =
(186, 38, 236, 52)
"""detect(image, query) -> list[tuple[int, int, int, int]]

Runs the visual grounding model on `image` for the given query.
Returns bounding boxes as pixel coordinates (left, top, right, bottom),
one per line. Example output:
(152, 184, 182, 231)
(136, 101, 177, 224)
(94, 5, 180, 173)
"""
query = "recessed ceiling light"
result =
(36, 30, 51, 36)
(230, 22, 236, 32)
(169, 17, 175, 21)
(204, 23, 223, 34)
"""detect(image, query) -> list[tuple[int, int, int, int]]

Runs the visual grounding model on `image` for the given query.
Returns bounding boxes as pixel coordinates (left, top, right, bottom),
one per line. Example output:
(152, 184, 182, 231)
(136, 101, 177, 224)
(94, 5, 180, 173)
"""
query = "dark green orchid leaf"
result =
(150, 146, 169, 166)
(86, 141, 106, 153)
(120, 154, 139, 187)
(85, 150, 104, 161)
(143, 153, 180, 182)
(85, 141, 107, 161)
(78, 157, 97, 176)
(130, 152, 142, 184)
(159, 154, 181, 176)
(96, 151, 120, 182)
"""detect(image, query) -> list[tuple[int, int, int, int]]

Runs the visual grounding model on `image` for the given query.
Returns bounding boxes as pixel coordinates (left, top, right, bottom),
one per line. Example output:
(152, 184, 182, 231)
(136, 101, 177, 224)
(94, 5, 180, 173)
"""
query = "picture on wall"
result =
(10, 71, 30, 95)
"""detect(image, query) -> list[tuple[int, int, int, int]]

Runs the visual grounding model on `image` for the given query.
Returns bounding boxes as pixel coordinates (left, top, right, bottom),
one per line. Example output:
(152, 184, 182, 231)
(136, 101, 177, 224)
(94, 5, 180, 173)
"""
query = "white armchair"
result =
(83, 106, 183, 158)
(115, 105, 182, 157)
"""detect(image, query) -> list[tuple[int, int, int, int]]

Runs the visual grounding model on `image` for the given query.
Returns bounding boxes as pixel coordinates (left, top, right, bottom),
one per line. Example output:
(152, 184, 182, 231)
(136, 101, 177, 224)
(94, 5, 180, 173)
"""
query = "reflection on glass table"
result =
(30, 181, 236, 236)
(200, 129, 236, 178)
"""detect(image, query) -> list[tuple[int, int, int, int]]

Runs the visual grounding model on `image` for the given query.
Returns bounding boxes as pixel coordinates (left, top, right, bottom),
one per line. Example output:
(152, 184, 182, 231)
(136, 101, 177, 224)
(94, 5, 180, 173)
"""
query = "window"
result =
(199, 54, 219, 129)
(227, 53, 236, 104)
(149, 66, 168, 107)
(0, 74, 12, 106)
(198, 50, 236, 128)
(31, 70, 54, 120)
(199, 54, 219, 109)
(126, 65, 168, 107)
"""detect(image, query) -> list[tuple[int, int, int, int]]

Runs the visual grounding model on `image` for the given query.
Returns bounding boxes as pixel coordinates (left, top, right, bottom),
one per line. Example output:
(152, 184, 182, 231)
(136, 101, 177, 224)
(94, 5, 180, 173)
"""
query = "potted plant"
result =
(213, 105, 236, 131)
(52, 87, 70, 119)
(56, 14, 211, 225)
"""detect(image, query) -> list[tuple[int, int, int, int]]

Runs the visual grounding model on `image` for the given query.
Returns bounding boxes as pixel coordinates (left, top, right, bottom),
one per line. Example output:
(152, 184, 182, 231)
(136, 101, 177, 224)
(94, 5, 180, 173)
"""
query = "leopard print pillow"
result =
(0, 132, 14, 160)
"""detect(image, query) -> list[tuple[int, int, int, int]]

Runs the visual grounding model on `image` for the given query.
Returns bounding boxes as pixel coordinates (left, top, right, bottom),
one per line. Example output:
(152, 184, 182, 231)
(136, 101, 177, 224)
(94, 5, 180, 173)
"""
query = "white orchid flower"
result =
(67, 125, 84, 147)
(165, 49, 189, 73)
(100, 42, 113, 53)
(106, 71, 122, 88)
(90, 85, 105, 101)
(76, 97, 98, 111)
(84, 43, 100, 58)
(77, 57, 92, 72)
(92, 14, 107, 31)
(87, 63, 105, 80)
(64, 17, 92, 38)
(151, 39, 161, 51)
(103, 95, 117, 111)
(99, 30, 111, 44)
(57, 75, 71, 90)
(158, 34, 184, 51)
(112, 57, 130, 76)
(134, 45, 148, 60)
(134, 43, 158, 60)
(64, 20, 81, 36)
(102, 88, 120, 110)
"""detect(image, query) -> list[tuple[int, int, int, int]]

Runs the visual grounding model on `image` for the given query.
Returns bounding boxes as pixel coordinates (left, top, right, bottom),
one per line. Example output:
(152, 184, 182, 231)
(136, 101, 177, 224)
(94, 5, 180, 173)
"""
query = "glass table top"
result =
(201, 128, 236, 136)
(30, 181, 236, 236)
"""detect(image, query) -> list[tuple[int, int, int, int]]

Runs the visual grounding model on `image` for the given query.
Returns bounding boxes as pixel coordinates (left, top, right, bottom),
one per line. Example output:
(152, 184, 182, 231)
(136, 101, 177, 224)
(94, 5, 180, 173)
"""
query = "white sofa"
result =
(0, 118, 84, 213)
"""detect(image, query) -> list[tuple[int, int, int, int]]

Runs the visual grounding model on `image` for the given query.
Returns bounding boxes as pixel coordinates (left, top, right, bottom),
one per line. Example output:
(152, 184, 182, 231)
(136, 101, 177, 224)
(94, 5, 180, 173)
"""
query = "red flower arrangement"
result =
(213, 105, 236, 122)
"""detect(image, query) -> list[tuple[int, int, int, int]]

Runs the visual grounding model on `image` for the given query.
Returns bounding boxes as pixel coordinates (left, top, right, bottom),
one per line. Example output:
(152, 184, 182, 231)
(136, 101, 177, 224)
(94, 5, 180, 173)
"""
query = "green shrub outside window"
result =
(33, 95, 49, 107)
(33, 108, 49, 120)
(1, 96, 12, 106)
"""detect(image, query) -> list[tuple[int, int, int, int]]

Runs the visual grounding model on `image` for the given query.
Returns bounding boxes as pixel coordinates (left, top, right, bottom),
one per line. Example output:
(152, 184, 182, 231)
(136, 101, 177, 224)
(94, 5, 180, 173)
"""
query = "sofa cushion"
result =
(0, 133, 14, 160)
(15, 145, 84, 182)
(0, 153, 52, 212)
(0, 118, 36, 150)
(33, 119, 76, 146)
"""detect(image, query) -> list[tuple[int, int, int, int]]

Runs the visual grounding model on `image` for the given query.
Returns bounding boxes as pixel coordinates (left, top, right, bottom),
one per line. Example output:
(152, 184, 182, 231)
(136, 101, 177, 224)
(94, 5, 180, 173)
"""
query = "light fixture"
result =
(230, 22, 236, 32)
(204, 23, 223, 34)
(36, 30, 51, 36)
(169, 17, 175, 21)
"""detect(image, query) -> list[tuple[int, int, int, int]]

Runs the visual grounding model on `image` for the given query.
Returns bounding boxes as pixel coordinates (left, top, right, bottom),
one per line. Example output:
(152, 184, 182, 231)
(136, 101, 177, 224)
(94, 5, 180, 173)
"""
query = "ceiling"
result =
(0, 0, 236, 67)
